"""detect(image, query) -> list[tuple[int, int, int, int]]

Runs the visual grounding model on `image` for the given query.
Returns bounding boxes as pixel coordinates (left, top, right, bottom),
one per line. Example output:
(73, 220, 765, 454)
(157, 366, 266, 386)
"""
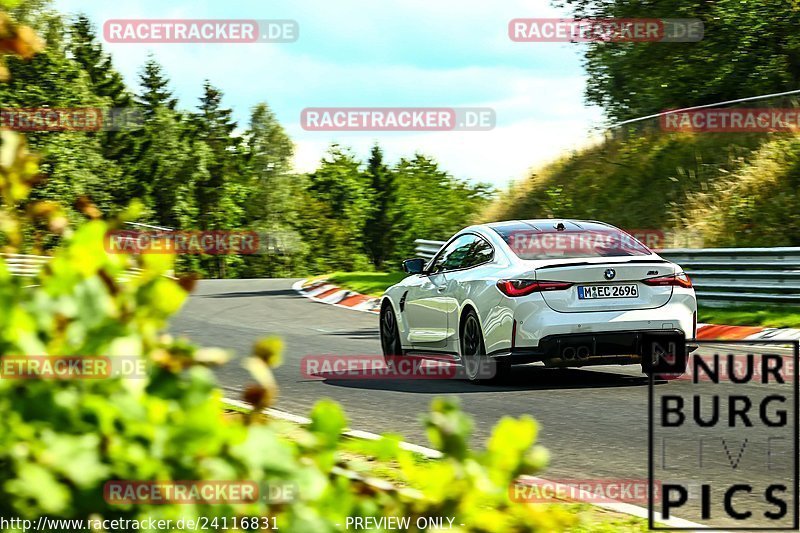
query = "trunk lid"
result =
(533, 258, 676, 312)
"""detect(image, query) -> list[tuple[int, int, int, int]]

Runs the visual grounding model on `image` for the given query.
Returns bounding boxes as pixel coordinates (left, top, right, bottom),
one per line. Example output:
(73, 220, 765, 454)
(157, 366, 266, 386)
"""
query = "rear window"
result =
(491, 225, 652, 260)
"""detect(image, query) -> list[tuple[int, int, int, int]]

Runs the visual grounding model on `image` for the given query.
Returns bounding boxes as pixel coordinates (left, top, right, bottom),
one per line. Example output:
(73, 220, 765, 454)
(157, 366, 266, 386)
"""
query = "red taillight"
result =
(642, 273, 692, 288)
(496, 279, 573, 297)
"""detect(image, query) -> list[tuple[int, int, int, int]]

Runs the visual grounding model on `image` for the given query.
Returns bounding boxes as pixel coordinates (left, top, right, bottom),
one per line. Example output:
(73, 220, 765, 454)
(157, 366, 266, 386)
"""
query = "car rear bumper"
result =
(487, 329, 696, 366)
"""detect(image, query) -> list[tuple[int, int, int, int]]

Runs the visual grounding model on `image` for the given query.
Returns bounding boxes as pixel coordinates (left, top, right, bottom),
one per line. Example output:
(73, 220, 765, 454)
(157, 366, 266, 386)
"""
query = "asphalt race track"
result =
(170, 279, 798, 528)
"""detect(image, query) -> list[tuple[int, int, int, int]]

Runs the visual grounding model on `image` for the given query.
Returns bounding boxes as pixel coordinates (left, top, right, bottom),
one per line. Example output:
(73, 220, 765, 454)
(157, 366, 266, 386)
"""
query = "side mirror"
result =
(402, 258, 426, 274)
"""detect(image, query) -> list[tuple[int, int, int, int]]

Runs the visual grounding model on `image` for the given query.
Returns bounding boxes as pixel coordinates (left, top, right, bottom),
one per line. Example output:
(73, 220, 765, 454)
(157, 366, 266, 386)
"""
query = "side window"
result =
(430, 234, 493, 272)
(461, 235, 493, 268)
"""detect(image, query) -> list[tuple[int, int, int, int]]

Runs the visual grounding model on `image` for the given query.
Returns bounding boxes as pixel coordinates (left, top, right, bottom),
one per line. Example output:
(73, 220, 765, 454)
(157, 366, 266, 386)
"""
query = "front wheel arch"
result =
(458, 304, 479, 347)
(380, 298, 401, 335)
(380, 300, 404, 360)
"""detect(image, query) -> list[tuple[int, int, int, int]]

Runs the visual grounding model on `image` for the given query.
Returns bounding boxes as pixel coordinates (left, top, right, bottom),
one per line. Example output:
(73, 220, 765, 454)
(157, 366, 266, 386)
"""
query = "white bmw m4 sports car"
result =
(380, 220, 697, 382)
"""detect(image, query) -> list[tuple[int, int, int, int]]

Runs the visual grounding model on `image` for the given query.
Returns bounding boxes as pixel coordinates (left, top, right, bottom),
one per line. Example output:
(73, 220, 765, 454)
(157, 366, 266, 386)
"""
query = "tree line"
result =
(2, 2, 492, 277)
(556, 0, 800, 123)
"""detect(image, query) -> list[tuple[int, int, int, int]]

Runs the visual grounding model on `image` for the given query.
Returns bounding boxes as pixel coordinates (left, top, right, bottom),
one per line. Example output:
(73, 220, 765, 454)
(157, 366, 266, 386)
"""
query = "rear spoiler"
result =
(534, 258, 669, 271)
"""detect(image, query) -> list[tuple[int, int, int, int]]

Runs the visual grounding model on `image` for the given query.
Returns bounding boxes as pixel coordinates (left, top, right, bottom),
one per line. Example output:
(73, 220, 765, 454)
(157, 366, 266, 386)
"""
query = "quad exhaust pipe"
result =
(562, 345, 591, 360)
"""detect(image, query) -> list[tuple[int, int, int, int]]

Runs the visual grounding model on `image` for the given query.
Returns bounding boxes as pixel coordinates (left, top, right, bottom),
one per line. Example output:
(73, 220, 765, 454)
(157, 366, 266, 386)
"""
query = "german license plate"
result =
(578, 284, 639, 299)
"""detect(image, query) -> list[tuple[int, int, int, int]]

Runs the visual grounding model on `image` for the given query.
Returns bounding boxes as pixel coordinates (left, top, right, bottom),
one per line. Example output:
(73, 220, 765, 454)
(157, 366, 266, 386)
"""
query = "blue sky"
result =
(53, 0, 605, 188)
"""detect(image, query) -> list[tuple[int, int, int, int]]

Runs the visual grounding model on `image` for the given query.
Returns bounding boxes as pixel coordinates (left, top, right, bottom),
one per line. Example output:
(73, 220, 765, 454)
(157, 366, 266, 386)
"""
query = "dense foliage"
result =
(557, 0, 800, 123)
(487, 1, 800, 247)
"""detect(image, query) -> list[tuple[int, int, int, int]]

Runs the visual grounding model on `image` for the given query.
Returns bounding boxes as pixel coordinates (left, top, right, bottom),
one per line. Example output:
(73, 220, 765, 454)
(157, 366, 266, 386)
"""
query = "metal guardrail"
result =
(413, 239, 800, 306)
(2, 253, 51, 277)
(659, 248, 800, 306)
(2, 224, 178, 281)
(2, 254, 171, 282)
(414, 240, 447, 262)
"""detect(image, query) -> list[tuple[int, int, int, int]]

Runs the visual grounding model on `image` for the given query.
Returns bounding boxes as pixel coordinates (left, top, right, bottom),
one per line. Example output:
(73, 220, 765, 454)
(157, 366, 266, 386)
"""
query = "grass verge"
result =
(325, 271, 408, 297)
(699, 305, 800, 328)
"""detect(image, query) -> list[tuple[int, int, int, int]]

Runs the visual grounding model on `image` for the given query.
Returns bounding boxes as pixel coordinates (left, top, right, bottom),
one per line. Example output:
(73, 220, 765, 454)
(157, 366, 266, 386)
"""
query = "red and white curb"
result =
(696, 322, 800, 341)
(222, 398, 706, 529)
(293, 278, 381, 314)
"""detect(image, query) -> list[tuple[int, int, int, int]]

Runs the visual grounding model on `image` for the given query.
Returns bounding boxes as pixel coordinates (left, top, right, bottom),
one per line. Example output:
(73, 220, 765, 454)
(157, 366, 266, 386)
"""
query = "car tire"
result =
(380, 303, 403, 368)
(460, 310, 510, 383)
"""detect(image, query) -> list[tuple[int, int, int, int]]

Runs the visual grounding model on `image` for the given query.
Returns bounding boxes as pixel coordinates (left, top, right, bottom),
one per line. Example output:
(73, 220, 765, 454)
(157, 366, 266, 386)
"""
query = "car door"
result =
(437, 234, 495, 351)
(404, 234, 494, 351)
(404, 234, 474, 351)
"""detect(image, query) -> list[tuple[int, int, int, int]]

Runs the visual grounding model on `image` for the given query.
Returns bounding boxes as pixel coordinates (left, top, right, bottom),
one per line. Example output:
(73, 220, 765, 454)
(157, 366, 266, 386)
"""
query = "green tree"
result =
(363, 144, 398, 270)
(0, 6, 126, 230)
(134, 108, 197, 229)
(69, 15, 131, 108)
(239, 102, 301, 277)
(132, 57, 191, 229)
(193, 81, 238, 229)
(191, 81, 240, 277)
(308, 145, 372, 233)
(302, 145, 373, 271)
(392, 154, 492, 263)
(243, 102, 294, 225)
(68, 14, 138, 206)
(557, 0, 800, 122)
(136, 54, 177, 118)
(1, 3, 496, 279)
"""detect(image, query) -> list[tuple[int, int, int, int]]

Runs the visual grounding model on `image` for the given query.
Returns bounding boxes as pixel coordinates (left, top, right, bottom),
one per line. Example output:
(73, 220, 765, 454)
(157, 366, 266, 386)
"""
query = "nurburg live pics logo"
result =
(647, 339, 799, 530)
